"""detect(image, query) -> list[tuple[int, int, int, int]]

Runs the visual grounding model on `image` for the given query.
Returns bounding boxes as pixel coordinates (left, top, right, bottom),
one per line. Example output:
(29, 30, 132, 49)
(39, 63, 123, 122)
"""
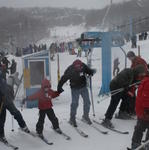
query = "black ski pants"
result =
(36, 108, 59, 134)
(131, 119, 149, 149)
(0, 101, 26, 137)
(105, 91, 130, 120)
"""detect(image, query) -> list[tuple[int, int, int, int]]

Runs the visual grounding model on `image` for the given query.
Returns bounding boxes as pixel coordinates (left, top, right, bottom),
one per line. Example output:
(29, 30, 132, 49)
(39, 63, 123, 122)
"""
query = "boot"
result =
(82, 115, 92, 125)
(69, 118, 77, 127)
(37, 132, 44, 138)
(21, 126, 30, 133)
(101, 118, 114, 128)
(54, 128, 62, 134)
(0, 136, 7, 143)
(115, 111, 131, 120)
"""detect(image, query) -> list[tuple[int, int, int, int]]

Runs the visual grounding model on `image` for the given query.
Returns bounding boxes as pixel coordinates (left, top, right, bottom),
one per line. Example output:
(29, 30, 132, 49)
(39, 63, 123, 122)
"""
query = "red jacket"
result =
(131, 56, 148, 74)
(136, 77, 149, 120)
(27, 79, 59, 110)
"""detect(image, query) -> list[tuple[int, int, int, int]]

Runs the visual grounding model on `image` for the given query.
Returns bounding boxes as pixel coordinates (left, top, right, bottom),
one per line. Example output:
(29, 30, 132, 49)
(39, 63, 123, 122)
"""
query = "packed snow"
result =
(1, 32, 149, 150)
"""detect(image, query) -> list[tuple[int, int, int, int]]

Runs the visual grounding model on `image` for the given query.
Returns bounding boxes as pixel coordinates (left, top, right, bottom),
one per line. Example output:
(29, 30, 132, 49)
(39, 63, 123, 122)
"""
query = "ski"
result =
(69, 123, 88, 138)
(54, 130, 71, 140)
(0, 139, 18, 150)
(80, 119, 108, 135)
(135, 139, 149, 150)
(19, 129, 53, 145)
(127, 147, 131, 150)
(93, 120, 129, 134)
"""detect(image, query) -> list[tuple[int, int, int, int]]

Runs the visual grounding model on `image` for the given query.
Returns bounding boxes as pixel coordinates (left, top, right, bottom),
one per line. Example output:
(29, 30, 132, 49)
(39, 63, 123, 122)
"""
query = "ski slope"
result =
(2, 37, 149, 150)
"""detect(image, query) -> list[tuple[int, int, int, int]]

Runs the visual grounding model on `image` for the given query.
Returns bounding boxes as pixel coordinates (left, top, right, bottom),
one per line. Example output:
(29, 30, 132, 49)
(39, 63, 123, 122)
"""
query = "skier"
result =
(101, 65, 146, 128)
(131, 34, 137, 48)
(77, 46, 82, 57)
(130, 76, 149, 149)
(57, 59, 96, 127)
(9, 59, 17, 75)
(22, 78, 61, 137)
(126, 51, 148, 74)
(116, 51, 148, 118)
(0, 70, 29, 142)
(113, 58, 120, 77)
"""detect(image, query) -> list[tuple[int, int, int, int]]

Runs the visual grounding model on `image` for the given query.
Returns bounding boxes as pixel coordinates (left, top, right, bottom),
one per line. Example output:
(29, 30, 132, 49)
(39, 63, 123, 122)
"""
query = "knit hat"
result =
(126, 51, 135, 58)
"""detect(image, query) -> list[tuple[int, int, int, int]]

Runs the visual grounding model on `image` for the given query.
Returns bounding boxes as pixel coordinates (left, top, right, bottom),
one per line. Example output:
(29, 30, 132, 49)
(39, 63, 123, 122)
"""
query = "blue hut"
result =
(22, 50, 51, 108)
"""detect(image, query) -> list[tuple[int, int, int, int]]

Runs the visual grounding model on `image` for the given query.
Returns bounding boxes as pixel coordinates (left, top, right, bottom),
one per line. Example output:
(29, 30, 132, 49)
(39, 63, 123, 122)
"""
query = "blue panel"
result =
(82, 32, 102, 39)
(26, 88, 40, 108)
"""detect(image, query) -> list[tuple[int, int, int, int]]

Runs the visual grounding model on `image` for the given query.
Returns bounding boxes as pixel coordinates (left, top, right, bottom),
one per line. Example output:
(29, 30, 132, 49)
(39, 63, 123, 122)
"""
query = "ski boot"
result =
(0, 136, 8, 143)
(69, 118, 77, 127)
(101, 118, 114, 129)
(81, 115, 92, 125)
(21, 126, 30, 133)
(54, 128, 62, 134)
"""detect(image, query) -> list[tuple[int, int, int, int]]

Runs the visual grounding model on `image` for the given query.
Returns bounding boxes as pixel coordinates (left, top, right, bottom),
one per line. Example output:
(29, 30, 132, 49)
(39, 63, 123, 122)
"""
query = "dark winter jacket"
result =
(110, 65, 145, 91)
(57, 60, 94, 90)
(136, 76, 149, 120)
(27, 78, 59, 110)
(0, 70, 14, 104)
(9, 61, 17, 74)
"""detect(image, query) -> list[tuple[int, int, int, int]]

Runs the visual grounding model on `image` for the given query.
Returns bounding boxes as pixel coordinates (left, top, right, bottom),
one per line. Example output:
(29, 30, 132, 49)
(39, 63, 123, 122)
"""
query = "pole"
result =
(12, 74, 23, 132)
(57, 53, 60, 83)
(138, 45, 141, 57)
(89, 76, 95, 117)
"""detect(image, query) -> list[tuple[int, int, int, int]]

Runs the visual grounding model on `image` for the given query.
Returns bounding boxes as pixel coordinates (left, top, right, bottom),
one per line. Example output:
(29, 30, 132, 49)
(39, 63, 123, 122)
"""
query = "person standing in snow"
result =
(0, 69, 29, 142)
(22, 78, 61, 137)
(102, 65, 146, 128)
(130, 76, 149, 149)
(57, 59, 96, 127)
(113, 57, 120, 77)
(9, 59, 17, 75)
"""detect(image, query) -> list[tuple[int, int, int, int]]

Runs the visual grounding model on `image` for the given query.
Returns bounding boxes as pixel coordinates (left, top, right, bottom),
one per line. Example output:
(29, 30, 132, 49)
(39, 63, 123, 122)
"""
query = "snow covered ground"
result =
(1, 36, 149, 150)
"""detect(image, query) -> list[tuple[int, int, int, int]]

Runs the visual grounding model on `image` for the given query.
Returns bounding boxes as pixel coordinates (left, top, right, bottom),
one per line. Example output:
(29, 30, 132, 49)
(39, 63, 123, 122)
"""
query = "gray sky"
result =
(0, 0, 131, 9)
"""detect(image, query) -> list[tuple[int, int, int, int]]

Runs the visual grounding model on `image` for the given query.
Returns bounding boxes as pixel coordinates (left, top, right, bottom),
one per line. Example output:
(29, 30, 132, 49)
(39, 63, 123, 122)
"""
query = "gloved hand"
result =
(21, 97, 28, 105)
(57, 87, 64, 94)
(91, 68, 97, 76)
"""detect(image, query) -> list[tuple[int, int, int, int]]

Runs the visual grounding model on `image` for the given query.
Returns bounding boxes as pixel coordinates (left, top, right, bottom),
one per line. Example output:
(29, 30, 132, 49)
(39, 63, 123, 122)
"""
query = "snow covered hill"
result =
(2, 37, 149, 150)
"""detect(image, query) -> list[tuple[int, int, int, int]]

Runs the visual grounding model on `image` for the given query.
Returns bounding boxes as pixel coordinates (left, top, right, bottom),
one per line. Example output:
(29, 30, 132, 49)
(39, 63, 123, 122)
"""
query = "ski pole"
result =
(89, 76, 95, 117)
(11, 74, 23, 132)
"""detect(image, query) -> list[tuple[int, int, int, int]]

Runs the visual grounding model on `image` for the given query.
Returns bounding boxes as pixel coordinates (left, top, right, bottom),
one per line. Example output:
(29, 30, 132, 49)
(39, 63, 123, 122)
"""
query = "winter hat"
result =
(126, 51, 135, 58)
(41, 78, 51, 89)
(73, 59, 83, 71)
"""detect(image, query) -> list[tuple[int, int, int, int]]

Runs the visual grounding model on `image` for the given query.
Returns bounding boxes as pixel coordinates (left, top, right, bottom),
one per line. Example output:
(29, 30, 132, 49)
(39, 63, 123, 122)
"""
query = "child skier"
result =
(22, 78, 61, 137)
(130, 76, 149, 149)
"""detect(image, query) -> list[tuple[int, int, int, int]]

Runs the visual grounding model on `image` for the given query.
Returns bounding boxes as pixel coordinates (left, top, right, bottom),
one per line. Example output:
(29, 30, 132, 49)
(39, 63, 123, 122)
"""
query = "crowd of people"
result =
(0, 31, 149, 150)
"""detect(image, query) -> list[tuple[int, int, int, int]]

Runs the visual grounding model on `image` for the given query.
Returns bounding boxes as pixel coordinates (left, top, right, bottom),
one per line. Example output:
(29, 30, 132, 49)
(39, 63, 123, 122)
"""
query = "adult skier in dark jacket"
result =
(57, 59, 95, 127)
(0, 69, 29, 142)
(102, 65, 146, 128)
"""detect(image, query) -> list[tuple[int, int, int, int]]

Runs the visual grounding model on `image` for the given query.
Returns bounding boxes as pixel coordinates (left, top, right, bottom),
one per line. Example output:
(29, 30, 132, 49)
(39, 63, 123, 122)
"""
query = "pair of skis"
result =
(93, 119, 129, 134)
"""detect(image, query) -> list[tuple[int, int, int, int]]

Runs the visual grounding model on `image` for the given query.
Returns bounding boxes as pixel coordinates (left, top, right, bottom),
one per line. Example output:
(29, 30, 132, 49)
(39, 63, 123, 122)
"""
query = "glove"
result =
(127, 91, 134, 97)
(57, 87, 64, 94)
(91, 68, 97, 76)
(21, 97, 27, 105)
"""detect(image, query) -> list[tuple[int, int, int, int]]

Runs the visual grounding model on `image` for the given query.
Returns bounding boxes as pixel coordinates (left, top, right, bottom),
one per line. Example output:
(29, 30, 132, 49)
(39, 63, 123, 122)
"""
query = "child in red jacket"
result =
(22, 78, 61, 137)
(130, 76, 149, 149)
